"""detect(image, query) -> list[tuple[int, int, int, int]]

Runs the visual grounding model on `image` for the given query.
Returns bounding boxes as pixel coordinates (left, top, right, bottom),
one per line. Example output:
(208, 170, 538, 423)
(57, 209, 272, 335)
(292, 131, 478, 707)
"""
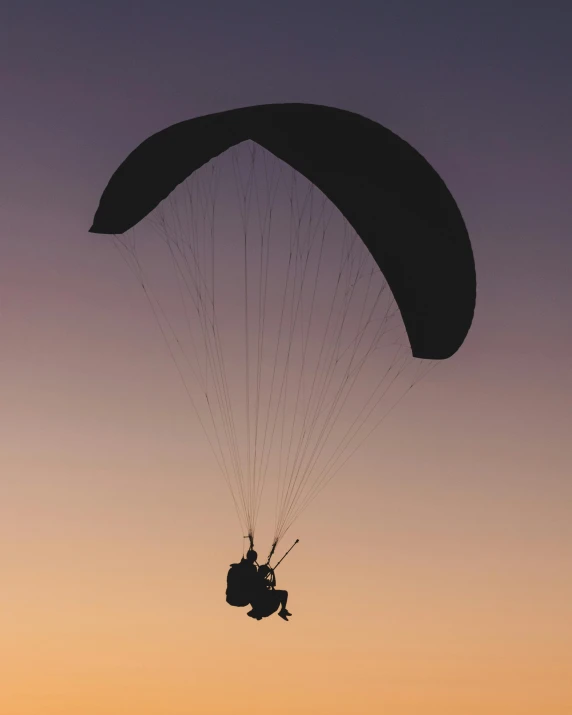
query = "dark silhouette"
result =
(226, 549, 259, 607)
(226, 549, 292, 621)
(90, 106, 477, 617)
(89, 103, 476, 361)
(247, 563, 291, 622)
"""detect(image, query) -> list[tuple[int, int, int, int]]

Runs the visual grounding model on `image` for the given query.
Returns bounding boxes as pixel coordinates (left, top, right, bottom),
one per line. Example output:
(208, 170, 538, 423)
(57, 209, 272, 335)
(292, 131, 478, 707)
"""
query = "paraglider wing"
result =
(90, 103, 476, 359)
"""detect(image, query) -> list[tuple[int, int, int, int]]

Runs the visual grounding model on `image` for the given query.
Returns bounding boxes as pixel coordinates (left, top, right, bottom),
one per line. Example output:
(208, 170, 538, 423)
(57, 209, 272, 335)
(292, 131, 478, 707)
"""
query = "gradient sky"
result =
(1, 3, 571, 714)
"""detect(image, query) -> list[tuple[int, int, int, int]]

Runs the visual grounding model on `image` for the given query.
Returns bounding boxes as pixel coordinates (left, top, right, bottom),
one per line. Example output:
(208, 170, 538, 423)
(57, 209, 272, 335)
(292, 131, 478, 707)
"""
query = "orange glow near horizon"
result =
(2, 347, 571, 713)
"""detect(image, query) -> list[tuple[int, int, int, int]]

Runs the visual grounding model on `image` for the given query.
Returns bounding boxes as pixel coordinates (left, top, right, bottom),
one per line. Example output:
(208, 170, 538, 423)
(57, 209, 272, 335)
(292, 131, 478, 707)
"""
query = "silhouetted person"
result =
(247, 564, 292, 621)
(226, 549, 259, 607)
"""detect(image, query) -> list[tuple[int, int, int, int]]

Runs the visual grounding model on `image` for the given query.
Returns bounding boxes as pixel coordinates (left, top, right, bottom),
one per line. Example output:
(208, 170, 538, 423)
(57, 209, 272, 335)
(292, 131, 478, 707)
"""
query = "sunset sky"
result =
(1, 3, 571, 714)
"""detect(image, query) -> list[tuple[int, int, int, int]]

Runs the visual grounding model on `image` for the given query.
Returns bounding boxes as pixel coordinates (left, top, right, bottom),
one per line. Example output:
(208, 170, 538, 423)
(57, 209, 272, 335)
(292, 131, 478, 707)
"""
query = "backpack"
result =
(225, 562, 253, 607)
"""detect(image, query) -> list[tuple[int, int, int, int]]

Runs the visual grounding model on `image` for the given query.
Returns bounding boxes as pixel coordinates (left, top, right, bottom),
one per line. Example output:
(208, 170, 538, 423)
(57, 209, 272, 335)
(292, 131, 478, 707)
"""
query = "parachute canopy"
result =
(90, 104, 476, 548)
(90, 103, 475, 359)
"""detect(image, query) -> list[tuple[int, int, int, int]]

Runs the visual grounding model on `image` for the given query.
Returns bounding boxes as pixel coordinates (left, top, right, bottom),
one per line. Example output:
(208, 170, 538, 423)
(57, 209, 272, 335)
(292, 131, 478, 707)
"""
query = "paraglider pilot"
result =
(226, 549, 292, 621)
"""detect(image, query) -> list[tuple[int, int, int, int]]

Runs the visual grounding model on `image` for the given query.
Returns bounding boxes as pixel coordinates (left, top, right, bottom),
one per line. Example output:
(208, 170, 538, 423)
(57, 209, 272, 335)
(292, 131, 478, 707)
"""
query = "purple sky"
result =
(3, 2, 571, 339)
